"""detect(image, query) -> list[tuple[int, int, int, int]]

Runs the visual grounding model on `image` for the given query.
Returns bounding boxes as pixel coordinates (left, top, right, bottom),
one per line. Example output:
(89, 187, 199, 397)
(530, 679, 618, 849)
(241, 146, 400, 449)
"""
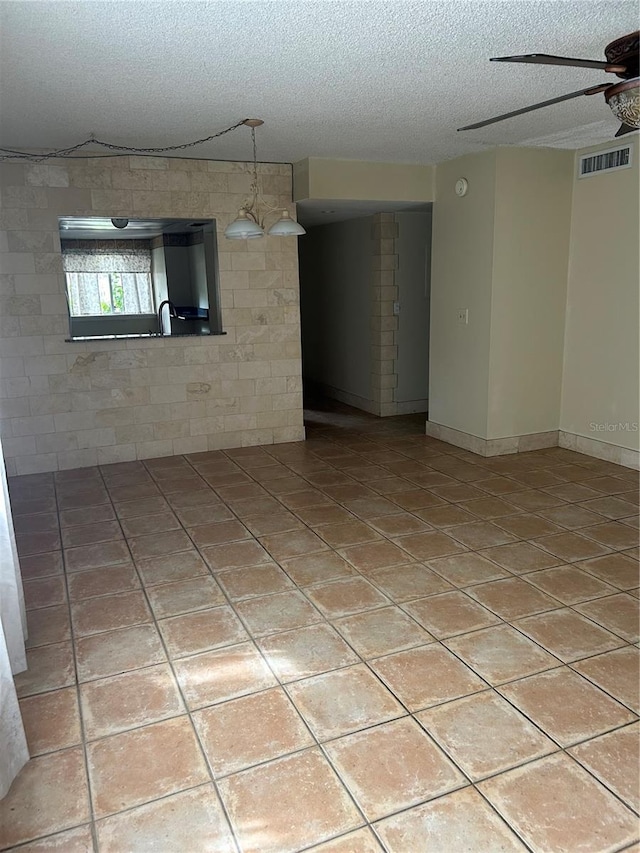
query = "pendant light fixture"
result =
(605, 77, 640, 129)
(224, 119, 306, 240)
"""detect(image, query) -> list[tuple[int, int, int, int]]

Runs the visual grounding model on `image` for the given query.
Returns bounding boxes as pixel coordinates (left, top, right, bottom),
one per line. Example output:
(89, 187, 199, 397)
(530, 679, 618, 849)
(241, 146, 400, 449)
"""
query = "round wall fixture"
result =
(455, 178, 469, 197)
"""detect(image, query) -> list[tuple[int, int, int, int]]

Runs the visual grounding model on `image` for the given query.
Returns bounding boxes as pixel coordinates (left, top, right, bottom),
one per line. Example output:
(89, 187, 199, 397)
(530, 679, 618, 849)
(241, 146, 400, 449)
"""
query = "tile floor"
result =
(2, 400, 639, 852)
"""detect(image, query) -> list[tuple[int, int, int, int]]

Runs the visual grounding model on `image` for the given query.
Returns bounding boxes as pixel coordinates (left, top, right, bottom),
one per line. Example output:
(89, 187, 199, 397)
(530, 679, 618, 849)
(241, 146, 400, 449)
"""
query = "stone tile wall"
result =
(0, 156, 305, 475)
(370, 214, 399, 417)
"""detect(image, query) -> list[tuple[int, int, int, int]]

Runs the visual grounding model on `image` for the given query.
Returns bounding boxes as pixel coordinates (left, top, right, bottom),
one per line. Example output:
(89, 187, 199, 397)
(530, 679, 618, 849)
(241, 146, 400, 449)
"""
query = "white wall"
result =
(189, 242, 208, 308)
(429, 150, 496, 438)
(429, 141, 638, 465)
(561, 137, 640, 453)
(430, 147, 576, 443)
(299, 217, 373, 401)
(151, 244, 169, 307)
(488, 147, 573, 438)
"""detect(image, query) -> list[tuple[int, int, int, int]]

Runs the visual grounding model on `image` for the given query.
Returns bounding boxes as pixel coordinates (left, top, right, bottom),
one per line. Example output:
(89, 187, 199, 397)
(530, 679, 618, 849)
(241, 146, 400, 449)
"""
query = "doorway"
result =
(297, 205, 432, 420)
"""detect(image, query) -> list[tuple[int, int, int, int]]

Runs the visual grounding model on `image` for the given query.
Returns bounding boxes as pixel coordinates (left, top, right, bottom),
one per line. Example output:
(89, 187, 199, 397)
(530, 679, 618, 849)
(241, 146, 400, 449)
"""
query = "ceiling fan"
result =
(459, 30, 639, 138)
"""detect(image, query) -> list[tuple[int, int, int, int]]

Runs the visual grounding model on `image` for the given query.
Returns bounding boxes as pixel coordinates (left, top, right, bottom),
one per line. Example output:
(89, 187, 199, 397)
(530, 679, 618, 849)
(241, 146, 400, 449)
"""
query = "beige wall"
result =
(429, 141, 638, 465)
(0, 156, 305, 476)
(561, 137, 640, 453)
(488, 147, 573, 438)
(294, 158, 434, 203)
(430, 147, 574, 442)
(429, 149, 497, 438)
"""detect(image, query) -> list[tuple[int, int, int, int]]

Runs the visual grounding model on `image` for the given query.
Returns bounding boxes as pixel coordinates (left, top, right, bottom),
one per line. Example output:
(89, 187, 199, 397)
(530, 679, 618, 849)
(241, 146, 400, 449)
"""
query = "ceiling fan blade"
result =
(457, 84, 611, 131)
(615, 122, 638, 137)
(491, 54, 622, 71)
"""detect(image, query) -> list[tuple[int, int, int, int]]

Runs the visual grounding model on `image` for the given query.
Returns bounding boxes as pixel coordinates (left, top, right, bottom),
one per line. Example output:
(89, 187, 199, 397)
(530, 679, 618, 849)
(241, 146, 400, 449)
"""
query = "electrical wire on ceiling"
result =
(0, 120, 250, 162)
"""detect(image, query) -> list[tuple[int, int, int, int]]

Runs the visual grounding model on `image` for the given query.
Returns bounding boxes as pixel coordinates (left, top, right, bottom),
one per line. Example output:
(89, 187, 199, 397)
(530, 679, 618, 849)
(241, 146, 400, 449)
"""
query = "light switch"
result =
(393, 301, 401, 315)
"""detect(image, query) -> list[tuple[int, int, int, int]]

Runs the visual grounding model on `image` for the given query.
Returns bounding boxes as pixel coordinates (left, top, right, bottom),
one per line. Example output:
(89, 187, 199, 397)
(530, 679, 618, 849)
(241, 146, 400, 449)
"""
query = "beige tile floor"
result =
(2, 400, 639, 853)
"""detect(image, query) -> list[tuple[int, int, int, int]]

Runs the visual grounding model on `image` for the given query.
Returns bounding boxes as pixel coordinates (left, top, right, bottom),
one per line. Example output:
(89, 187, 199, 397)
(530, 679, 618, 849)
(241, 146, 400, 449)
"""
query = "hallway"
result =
(1, 402, 639, 852)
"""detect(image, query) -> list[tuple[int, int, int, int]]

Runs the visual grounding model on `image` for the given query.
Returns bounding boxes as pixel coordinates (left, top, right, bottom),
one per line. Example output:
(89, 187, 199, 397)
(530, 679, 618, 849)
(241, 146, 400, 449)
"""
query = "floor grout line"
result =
(5, 405, 639, 852)
(50, 470, 100, 853)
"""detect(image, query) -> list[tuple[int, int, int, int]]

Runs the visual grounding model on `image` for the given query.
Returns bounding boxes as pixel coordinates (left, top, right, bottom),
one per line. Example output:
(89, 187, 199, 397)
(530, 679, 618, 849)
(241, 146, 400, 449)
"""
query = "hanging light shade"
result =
(224, 209, 264, 240)
(224, 119, 305, 241)
(267, 210, 307, 237)
(605, 77, 640, 129)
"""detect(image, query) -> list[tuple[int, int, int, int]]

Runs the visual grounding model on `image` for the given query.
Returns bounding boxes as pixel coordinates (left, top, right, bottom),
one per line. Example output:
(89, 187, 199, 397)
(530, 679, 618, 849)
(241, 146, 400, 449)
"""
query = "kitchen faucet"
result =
(157, 300, 178, 336)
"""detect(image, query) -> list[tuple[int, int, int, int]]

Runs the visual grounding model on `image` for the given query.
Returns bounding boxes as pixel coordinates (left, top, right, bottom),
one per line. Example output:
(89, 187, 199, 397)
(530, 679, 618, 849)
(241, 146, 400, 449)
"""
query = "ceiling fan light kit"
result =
(459, 30, 640, 136)
(605, 78, 640, 129)
(224, 119, 306, 241)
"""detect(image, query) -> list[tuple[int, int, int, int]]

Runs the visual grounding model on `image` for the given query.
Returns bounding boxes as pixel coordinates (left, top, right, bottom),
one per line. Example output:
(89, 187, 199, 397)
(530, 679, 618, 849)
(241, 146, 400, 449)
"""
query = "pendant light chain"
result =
(3, 114, 308, 238)
(249, 126, 260, 209)
(0, 120, 250, 162)
(252, 127, 258, 182)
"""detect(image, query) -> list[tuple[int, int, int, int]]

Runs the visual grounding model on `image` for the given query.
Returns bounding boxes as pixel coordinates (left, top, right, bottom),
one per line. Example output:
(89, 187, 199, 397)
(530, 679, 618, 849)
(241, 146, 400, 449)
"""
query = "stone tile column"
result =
(370, 214, 399, 417)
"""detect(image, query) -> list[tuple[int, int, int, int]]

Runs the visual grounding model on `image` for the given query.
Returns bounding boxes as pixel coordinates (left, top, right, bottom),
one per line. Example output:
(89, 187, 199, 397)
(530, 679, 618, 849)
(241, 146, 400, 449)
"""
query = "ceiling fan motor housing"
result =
(603, 32, 640, 130)
(604, 31, 640, 79)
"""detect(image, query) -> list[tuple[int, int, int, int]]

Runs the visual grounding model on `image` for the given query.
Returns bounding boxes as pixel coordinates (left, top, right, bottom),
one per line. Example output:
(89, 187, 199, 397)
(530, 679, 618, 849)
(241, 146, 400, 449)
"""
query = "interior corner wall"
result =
(487, 147, 573, 439)
(292, 160, 310, 202)
(429, 149, 496, 439)
(0, 156, 305, 476)
(394, 210, 431, 412)
(298, 217, 374, 408)
(561, 137, 640, 454)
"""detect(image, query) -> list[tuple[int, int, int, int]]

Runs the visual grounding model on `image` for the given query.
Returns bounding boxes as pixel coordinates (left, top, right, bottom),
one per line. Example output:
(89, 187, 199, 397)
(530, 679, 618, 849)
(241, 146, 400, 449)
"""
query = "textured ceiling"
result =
(0, 1, 638, 166)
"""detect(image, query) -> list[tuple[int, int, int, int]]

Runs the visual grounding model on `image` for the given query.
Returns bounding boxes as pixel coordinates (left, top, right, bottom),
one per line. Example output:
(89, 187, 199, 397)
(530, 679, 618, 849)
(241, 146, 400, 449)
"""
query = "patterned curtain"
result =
(62, 245, 154, 316)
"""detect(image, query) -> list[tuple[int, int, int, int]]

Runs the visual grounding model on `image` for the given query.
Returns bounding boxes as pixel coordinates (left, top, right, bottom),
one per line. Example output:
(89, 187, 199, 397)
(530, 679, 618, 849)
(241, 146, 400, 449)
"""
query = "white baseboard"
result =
(314, 385, 381, 416)
(395, 399, 429, 415)
(425, 420, 639, 469)
(425, 421, 558, 457)
(559, 431, 639, 470)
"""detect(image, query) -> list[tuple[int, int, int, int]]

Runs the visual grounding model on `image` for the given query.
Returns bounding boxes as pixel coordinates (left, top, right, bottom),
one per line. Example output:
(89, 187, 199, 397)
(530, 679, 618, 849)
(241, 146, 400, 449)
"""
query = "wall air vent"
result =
(578, 145, 632, 178)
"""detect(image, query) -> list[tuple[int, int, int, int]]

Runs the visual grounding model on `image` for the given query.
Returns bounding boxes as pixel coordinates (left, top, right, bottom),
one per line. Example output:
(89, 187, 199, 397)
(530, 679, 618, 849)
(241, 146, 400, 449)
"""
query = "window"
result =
(62, 244, 155, 317)
(59, 218, 223, 340)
